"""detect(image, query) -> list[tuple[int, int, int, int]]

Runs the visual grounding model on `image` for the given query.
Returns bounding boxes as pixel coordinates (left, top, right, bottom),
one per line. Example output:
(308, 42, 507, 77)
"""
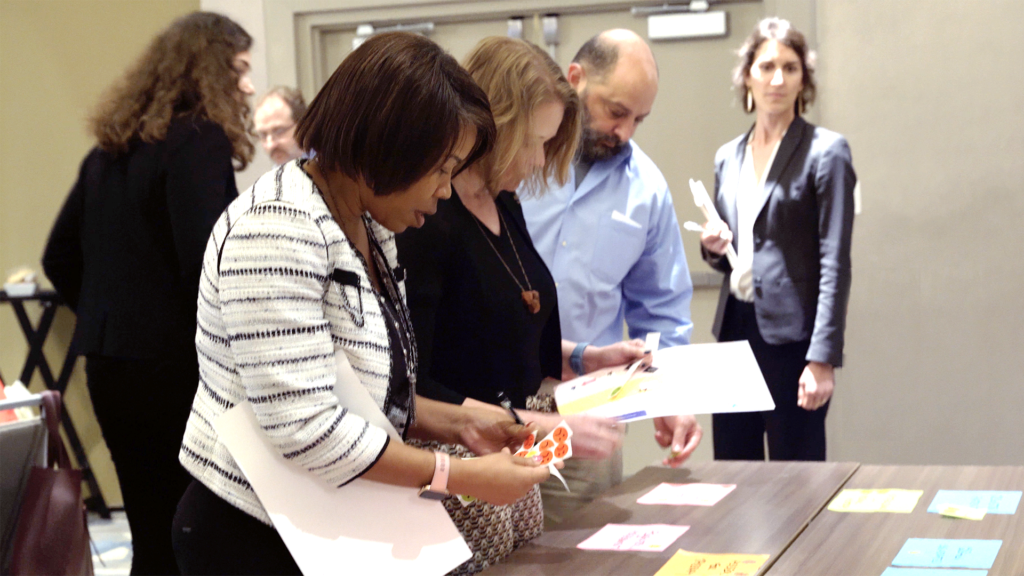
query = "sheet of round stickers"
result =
(513, 421, 573, 490)
(456, 421, 574, 506)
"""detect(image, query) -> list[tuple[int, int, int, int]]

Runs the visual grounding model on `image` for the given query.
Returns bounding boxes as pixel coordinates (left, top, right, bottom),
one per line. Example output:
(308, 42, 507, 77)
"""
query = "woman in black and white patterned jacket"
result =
(172, 33, 551, 575)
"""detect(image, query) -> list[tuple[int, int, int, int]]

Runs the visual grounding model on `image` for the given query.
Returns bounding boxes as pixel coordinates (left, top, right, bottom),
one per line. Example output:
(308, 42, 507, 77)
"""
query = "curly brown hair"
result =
(90, 12, 255, 170)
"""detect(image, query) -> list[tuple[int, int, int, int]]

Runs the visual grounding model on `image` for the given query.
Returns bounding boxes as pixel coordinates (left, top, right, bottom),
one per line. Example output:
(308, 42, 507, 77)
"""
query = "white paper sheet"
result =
(213, 346, 471, 576)
(555, 341, 774, 421)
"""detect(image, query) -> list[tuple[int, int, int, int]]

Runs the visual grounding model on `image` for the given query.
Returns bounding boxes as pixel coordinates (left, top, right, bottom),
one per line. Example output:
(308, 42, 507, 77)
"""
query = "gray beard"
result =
(578, 101, 626, 163)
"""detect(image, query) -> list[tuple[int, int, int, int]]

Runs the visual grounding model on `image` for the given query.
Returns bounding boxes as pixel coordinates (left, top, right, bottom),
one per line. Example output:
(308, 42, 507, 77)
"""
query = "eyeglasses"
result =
(256, 123, 295, 142)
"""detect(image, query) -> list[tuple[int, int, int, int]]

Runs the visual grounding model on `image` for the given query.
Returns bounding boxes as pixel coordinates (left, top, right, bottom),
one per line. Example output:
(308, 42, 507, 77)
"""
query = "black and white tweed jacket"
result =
(179, 160, 412, 524)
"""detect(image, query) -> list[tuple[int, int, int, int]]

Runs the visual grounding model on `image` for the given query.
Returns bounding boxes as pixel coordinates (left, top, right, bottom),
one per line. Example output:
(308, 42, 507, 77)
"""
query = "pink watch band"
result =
(432, 451, 450, 493)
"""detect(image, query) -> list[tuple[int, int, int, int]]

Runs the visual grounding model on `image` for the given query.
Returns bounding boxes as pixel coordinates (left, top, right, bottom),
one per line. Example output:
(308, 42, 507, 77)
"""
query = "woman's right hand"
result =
(700, 220, 734, 256)
(449, 448, 550, 506)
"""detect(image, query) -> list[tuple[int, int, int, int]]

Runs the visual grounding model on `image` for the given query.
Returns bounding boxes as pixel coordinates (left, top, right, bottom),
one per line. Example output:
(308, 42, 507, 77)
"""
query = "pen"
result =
(496, 391, 524, 425)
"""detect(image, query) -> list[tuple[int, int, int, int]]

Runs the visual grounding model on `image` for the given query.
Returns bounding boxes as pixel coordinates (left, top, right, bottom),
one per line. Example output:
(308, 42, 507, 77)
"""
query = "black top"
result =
(42, 115, 238, 358)
(397, 190, 561, 409)
(367, 222, 416, 438)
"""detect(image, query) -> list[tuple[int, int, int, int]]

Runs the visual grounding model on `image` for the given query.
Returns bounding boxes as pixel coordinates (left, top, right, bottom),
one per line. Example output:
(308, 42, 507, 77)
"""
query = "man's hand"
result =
(653, 415, 702, 467)
(583, 339, 649, 373)
(797, 361, 834, 411)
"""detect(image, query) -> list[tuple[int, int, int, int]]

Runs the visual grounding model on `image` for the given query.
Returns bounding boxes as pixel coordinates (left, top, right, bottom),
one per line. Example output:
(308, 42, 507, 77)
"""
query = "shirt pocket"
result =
(590, 213, 646, 285)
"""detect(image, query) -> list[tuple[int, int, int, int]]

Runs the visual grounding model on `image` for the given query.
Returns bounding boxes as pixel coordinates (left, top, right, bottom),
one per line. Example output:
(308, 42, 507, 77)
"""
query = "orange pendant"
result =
(521, 290, 541, 314)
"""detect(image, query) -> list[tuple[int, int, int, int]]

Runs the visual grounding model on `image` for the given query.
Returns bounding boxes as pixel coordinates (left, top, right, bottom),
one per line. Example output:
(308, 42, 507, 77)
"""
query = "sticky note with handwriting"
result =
(827, 489, 923, 513)
(892, 538, 1001, 570)
(577, 524, 689, 552)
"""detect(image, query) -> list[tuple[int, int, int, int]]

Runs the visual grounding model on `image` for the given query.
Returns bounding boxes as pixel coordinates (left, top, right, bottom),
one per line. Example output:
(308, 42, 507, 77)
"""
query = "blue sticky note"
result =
(881, 568, 988, 576)
(892, 539, 1002, 570)
(927, 490, 1021, 515)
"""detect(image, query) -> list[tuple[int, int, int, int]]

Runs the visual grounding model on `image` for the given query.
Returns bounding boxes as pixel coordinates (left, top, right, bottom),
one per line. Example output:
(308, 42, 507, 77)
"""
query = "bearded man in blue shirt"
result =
(522, 29, 703, 525)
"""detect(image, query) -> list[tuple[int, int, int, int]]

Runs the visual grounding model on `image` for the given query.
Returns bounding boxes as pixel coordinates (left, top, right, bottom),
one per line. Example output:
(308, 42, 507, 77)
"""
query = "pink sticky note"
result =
(576, 524, 690, 552)
(637, 483, 737, 506)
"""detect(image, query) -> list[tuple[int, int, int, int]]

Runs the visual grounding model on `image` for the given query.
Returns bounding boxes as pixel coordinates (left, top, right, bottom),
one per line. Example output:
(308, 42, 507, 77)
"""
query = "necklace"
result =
(472, 207, 541, 314)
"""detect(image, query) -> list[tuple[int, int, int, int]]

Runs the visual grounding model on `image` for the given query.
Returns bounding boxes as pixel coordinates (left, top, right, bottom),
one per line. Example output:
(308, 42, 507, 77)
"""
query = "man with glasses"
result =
(253, 86, 306, 166)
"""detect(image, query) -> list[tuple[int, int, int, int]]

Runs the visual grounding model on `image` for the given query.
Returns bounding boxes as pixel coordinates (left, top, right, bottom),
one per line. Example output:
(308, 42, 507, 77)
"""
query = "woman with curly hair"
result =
(42, 12, 255, 574)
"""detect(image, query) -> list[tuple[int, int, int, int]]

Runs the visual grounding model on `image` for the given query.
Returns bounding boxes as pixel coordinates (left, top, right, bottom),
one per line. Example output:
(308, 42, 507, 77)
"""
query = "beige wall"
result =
(817, 0, 1024, 465)
(0, 0, 200, 506)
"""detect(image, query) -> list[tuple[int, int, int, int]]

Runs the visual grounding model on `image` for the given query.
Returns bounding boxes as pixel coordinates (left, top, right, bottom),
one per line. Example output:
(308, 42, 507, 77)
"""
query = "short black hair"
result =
(572, 34, 619, 83)
(296, 32, 495, 196)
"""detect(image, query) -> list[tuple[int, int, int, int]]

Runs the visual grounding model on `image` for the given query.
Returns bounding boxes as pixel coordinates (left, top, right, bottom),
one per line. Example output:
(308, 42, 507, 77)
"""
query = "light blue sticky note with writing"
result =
(927, 490, 1021, 515)
(881, 567, 988, 576)
(892, 539, 1001, 570)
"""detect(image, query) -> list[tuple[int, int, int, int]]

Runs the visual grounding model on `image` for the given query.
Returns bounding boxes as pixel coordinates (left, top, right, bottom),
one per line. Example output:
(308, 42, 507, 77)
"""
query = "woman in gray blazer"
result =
(701, 18, 856, 461)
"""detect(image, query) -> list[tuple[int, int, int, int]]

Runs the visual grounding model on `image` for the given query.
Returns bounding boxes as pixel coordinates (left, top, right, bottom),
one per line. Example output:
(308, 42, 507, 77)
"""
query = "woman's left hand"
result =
(583, 339, 650, 373)
(797, 361, 835, 411)
(457, 406, 539, 455)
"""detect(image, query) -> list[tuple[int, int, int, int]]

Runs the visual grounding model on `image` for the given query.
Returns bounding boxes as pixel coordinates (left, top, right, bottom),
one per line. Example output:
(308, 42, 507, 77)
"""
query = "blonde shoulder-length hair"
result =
(463, 37, 581, 196)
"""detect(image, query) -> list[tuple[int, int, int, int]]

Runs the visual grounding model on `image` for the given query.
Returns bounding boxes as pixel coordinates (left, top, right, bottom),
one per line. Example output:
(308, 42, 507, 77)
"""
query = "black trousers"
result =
(86, 353, 198, 575)
(712, 298, 829, 461)
(173, 480, 301, 575)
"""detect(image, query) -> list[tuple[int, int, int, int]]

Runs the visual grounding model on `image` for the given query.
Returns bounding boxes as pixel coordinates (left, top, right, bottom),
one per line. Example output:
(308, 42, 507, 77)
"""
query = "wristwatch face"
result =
(418, 486, 448, 501)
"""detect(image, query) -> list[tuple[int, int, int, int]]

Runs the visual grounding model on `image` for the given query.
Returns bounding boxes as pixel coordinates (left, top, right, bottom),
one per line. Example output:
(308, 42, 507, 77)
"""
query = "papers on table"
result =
(212, 347, 471, 576)
(637, 483, 737, 507)
(576, 524, 689, 552)
(655, 550, 770, 576)
(554, 341, 774, 422)
(827, 489, 924, 513)
(938, 505, 986, 521)
(891, 538, 1002, 570)
(927, 490, 1022, 515)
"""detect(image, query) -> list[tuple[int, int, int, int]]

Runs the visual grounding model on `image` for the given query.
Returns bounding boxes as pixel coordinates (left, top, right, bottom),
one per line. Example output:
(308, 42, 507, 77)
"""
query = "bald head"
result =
(568, 29, 659, 161)
(572, 29, 658, 86)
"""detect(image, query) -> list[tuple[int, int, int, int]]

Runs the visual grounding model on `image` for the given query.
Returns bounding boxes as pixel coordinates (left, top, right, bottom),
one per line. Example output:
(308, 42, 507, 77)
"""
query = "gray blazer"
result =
(703, 116, 856, 367)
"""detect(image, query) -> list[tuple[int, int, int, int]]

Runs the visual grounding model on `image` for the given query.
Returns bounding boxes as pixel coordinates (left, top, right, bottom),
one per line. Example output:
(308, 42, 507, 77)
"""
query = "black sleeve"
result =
(397, 213, 467, 405)
(165, 120, 237, 298)
(42, 150, 97, 311)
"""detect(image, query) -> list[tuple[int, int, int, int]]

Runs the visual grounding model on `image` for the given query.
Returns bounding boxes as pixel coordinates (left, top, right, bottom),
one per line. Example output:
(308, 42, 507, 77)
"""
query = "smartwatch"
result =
(570, 342, 590, 376)
(418, 451, 451, 501)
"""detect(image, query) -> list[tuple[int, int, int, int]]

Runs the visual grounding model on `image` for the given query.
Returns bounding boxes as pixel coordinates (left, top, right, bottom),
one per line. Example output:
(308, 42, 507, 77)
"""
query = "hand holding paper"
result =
(688, 179, 737, 267)
(513, 421, 575, 491)
(449, 449, 551, 506)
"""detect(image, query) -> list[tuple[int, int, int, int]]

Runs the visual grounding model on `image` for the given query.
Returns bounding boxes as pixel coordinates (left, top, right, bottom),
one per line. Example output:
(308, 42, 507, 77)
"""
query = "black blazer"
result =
(703, 116, 856, 367)
(42, 116, 238, 358)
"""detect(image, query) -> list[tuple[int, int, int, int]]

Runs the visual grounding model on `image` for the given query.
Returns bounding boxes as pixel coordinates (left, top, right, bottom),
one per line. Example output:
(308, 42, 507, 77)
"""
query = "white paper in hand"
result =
(213, 346, 471, 576)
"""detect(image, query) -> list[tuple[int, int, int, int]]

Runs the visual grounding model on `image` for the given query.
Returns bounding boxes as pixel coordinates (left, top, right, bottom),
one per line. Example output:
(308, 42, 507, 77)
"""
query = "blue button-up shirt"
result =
(521, 141, 693, 348)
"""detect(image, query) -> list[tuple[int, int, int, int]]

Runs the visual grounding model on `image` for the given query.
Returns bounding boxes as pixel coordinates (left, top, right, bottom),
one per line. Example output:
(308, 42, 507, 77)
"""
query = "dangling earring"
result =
(798, 95, 806, 115)
(745, 89, 754, 114)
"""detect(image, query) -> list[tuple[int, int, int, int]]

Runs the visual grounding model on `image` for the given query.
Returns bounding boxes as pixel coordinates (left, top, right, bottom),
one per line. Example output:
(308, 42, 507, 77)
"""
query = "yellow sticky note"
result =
(827, 489, 923, 513)
(939, 504, 986, 520)
(654, 549, 770, 576)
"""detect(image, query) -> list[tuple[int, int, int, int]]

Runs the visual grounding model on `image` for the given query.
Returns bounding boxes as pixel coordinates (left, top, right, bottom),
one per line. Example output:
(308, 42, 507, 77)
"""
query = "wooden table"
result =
(483, 461, 859, 575)
(767, 465, 1024, 574)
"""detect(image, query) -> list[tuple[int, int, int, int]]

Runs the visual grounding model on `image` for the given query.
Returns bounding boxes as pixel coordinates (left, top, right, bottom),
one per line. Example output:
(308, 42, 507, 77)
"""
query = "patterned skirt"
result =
(409, 394, 555, 575)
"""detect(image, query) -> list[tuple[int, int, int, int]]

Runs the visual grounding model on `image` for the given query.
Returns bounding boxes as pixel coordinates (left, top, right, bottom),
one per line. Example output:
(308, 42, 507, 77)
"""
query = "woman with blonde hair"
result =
(42, 12, 254, 574)
(399, 36, 647, 574)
